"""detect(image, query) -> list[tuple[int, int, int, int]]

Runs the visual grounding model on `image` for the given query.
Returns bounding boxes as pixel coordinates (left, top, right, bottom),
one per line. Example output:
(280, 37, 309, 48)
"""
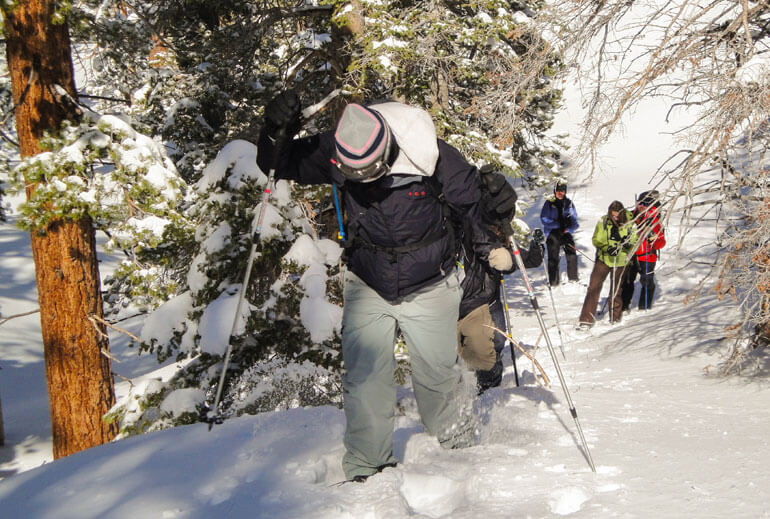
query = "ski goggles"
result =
(333, 156, 391, 183)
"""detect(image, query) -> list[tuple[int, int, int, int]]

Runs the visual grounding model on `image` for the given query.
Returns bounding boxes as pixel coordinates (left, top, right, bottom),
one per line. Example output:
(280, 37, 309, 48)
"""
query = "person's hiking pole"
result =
(540, 247, 567, 360)
(507, 230, 596, 472)
(206, 126, 287, 430)
(610, 255, 617, 323)
(644, 261, 650, 312)
(499, 278, 520, 387)
(567, 243, 595, 264)
(207, 89, 340, 430)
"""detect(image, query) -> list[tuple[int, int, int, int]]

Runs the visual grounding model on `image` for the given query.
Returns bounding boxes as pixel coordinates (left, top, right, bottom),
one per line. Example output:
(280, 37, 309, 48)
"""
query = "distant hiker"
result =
(540, 181, 579, 286)
(258, 92, 512, 482)
(621, 190, 666, 312)
(456, 166, 544, 393)
(577, 200, 638, 328)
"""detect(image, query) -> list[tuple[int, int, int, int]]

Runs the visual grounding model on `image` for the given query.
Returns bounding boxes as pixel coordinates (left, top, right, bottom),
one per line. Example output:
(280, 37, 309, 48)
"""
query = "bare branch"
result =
(88, 313, 141, 343)
(0, 309, 40, 326)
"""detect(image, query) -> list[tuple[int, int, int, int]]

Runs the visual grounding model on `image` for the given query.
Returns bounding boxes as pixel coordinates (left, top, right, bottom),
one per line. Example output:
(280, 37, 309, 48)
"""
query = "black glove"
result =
(622, 241, 634, 252)
(607, 245, 619, 256)
(264, 89, 302, 140)
(610, 225, 622, 242)
(531, 228, 545, 246)
(479, 166, 517, 222)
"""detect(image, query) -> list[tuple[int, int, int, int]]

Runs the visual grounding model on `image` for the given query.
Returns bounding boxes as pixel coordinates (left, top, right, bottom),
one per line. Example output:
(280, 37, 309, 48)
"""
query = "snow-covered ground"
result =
(2, 77, 770, 518)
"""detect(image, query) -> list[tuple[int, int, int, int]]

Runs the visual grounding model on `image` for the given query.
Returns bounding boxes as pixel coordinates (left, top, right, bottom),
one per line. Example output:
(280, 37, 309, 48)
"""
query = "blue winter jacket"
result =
(540, 196, 578, 235)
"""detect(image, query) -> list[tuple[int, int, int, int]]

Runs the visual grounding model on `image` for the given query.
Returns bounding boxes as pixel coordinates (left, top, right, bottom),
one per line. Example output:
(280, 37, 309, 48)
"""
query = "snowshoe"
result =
(575, 322, 592, 332)
(333, 462, 398, 486)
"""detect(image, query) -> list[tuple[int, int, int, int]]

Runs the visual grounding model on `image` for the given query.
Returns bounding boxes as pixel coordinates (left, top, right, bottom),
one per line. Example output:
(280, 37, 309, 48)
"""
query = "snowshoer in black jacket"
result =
(456, 166, 543, 392)
(257, 92, 511, 482)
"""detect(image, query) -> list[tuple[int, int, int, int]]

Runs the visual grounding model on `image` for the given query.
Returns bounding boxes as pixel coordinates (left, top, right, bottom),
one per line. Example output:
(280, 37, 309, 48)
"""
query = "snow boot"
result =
(347, 462, 398, 483)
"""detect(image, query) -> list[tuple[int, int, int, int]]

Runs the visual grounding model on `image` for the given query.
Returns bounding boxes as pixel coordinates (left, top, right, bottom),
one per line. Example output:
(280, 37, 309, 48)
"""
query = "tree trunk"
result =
(5, 0, 117, 458)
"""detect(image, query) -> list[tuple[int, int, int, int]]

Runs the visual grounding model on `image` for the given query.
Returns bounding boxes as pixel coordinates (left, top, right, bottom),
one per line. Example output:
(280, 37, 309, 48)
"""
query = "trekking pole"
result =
(207, 134, 283, 430)
(634, 261, 650, 312)
(598, 256, 613, 319)
(207, 89, 340, 430)
(507, 232, 596, 472)
(598, 295, 608, 318)
(499, 278, 520, 387)
(540, 252, 567, 360)
(567, 243, 595, 264)
(610, 256, 617, 323)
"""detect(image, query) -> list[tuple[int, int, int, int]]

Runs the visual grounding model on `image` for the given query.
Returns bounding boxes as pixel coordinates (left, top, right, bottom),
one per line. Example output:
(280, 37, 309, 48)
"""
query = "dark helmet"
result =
(554, 182, 567, 194)
(636, 190, 660, 207)
(333, 104, 393, 183)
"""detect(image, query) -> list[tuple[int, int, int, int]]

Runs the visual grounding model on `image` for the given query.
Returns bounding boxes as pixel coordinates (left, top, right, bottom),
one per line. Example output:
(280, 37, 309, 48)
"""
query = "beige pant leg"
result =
(457, 304, 497, 370)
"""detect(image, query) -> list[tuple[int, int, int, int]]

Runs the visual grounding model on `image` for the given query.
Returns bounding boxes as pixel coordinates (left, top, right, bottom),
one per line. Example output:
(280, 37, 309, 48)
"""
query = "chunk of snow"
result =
(198, 289, 254, 356)
(299, 297, 342, 343)
(140, 292, 194, 346)
(548, 487, 590, 515)
(160, 388, 206, 416)
(400, 472, 463, 518)
(196, 140, 263, 191)
(283, 234, 326, 267)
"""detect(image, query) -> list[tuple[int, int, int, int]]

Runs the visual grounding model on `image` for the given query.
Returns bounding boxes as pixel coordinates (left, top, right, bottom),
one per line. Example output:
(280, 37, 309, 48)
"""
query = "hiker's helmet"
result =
(333, 104, 393, 183)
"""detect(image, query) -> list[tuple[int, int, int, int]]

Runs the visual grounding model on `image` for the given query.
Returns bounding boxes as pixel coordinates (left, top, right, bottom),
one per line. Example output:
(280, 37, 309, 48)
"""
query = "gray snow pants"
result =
(341, 270, 469, 479)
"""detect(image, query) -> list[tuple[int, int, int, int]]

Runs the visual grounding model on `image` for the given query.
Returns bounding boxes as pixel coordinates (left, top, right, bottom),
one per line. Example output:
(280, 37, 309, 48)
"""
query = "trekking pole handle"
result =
(252, 89, 341, 241)
(252, 128, 285, 241)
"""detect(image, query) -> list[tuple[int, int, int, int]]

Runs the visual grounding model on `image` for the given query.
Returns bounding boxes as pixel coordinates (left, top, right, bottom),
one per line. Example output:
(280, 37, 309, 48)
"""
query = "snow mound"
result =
(400, 471, 463, 518)
(402, 432, 441, 461)
(548, 486, 591, 515)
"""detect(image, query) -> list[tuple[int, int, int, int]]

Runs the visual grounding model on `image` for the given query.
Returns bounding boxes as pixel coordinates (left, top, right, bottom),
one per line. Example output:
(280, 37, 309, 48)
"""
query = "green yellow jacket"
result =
(592, 212, 639, 267)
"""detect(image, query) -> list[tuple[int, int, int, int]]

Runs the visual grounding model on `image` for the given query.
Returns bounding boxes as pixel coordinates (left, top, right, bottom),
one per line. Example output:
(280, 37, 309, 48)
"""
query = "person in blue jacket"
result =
(540, 182, 579, 286)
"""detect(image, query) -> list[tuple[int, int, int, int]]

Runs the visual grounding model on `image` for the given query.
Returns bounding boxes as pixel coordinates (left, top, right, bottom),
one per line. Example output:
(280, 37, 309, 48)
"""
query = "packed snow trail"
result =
(3, 69, 770, 518)
(3, 152, 770, 517)
(2, 250, 770, 519)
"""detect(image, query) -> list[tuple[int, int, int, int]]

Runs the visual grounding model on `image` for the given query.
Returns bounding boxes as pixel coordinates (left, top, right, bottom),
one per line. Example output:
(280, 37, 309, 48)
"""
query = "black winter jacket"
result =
(458, 223, 543, 319)
(257, 131, 495, 302)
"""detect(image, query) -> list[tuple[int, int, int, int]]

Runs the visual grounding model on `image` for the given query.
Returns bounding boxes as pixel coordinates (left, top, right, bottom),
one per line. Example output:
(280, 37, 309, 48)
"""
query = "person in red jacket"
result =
(621, 190, 666, 311)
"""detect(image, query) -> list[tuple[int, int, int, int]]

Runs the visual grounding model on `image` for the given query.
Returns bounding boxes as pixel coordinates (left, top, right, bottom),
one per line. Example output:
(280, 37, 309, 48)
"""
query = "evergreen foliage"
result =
(1, 0, 564, 433)
(6, 110, 190, 312)
(337, 0, 564, 177)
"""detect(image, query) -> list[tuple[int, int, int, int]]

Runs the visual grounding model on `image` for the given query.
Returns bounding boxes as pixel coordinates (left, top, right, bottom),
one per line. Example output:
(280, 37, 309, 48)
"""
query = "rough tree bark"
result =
(4, 0, 117, 458)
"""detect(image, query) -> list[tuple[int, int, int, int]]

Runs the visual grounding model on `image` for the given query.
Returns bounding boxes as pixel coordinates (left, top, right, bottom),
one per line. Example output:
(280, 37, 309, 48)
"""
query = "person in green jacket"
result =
(578, 200, 638, 328)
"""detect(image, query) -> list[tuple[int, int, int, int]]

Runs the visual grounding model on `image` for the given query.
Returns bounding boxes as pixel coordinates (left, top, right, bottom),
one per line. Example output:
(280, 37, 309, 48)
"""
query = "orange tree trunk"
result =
(5, 0, 117, 458)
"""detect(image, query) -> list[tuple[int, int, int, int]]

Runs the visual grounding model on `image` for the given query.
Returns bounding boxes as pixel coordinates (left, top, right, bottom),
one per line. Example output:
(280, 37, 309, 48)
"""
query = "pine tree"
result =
(67, 1, 348, 432)
(3, 0, 118, 458)
(336, 0, 564, 177)
(29, 0, 565, 432)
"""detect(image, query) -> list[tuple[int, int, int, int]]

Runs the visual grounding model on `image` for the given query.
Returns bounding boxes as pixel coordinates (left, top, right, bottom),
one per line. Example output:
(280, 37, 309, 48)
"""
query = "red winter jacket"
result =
(633, 205, 665, 263)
